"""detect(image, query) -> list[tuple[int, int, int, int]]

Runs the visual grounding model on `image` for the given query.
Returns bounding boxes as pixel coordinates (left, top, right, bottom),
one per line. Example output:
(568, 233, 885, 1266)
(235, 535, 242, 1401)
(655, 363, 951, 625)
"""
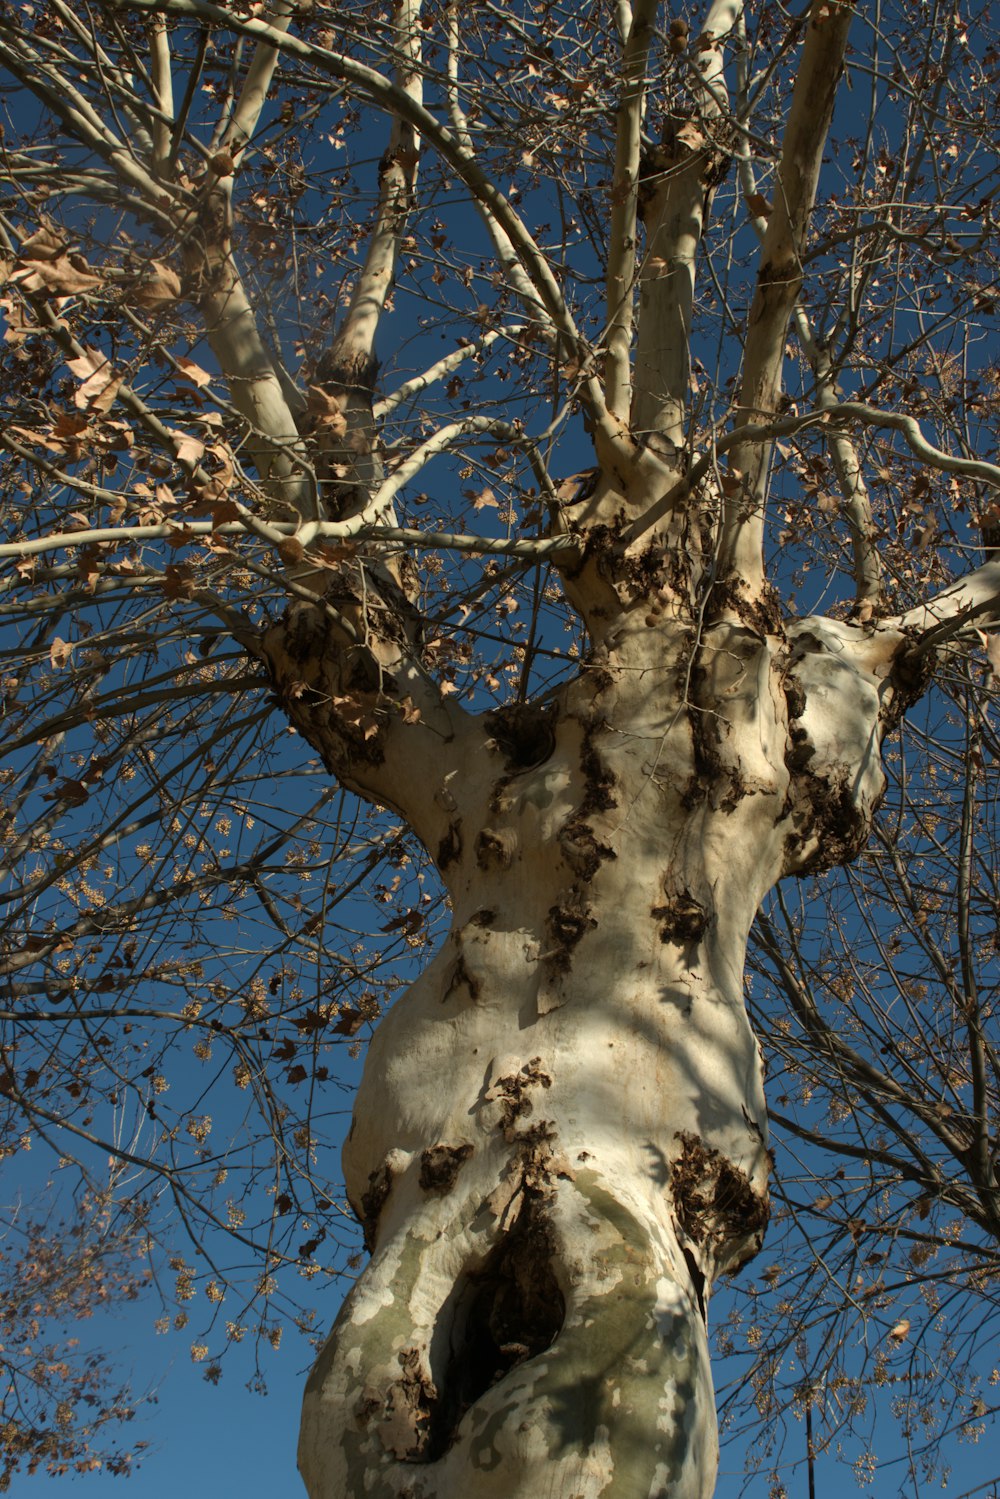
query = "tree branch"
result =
(219, 0, 294, 158)
(630, 0, 739, 459)
(891, 559, 1000, 641)
(604, 0, 657, 423)
(113, 0, 639, 478)
(736, 111, 883, 613)
(622, 401, 1000, 551)
(720, 0, 854, 604)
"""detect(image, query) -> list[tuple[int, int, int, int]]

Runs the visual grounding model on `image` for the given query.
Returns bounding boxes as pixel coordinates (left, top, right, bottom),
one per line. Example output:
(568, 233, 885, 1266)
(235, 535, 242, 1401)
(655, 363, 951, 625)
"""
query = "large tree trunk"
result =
(294, 611, 907, 1498)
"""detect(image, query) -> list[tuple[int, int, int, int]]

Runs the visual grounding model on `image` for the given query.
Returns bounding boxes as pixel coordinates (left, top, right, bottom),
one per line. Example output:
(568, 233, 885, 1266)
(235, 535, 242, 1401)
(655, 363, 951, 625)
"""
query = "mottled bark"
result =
(296, 604, 914, 1498)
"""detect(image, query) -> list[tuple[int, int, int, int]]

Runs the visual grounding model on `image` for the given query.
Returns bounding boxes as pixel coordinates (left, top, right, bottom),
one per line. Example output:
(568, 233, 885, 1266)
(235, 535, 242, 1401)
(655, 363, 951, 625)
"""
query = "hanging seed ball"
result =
(669, 18, 690, 53)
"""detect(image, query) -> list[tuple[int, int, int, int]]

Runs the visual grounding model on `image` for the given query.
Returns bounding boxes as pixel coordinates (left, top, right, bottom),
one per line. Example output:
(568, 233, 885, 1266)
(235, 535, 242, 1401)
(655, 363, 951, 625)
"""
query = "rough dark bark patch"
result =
(386, 1346, 438, 1461)
(579, 728, 617, 814)
(545, 896, 597, 973)
(671, 1131, 769, 1268)
(360, 1160, 395, 1253)
(436, 820, 463, 870)
(419, 1142, 474, 1194)
(313, 346, 379, 393)
(487, 1057, 552, 1137)
(683, 656, 748, 811)
(710, 576, 784, 636)
(652, 888, 711, 945)
(781, 769, 873, 876)
(263, 607, 388, 769)
(886, 638, 938, 730)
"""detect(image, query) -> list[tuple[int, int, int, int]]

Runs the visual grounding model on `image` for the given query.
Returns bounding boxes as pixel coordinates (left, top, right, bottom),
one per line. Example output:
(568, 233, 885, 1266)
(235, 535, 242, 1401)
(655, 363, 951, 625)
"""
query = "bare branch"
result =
(604, 0, 657, 422)
(892, 559, 1000, 640)
(113, 0, 639, 477)
(720, 0, 854, 603)
(630, 0, 740, 459)
(220, 0, 295, 158)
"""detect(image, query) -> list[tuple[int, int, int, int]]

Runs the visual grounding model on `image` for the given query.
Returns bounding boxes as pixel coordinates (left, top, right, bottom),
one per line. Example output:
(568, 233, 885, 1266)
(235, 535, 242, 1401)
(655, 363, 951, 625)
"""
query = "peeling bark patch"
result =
(376, 1346, 438, 1460)
(436, 819, 462, 870)
(359, 1161, 394, 1253)
(419, 1142, 474, 1194)
(486, 1057, 552, 1138)
(671, 1132, 769, 1269)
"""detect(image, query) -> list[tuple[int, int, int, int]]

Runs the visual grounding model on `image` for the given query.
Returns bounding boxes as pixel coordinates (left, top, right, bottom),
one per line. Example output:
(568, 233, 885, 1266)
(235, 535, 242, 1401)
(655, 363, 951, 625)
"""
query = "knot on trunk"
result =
(671, 1132, 769, 1276)
(419, 1142, 474, 1195)
(652, 886, 712, 946)
(545, 893, 597, 973)
(475, 827, 518, 869)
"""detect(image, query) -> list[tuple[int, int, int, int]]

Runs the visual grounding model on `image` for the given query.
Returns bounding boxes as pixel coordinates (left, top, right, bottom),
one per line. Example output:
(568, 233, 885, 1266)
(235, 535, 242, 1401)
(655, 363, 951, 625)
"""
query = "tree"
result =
(0, 1187, 147, 1486)
(0, 1, 997, 1495)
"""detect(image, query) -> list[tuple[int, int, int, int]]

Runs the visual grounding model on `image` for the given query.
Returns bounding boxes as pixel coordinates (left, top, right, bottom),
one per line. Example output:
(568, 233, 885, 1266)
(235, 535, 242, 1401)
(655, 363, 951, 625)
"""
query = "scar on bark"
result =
(671, 1131, 769, 1276)
(443, 952, 481, 1003)
(476, 826, 518, 869)
(364, 1345, 438, 1462)
(419, 1189, 564, 1462)
(419, 1142, 474, 1194)
(436, 819, 462, 869)
(559, 818, 616, 879)
(359, 1160, 395, 1253)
